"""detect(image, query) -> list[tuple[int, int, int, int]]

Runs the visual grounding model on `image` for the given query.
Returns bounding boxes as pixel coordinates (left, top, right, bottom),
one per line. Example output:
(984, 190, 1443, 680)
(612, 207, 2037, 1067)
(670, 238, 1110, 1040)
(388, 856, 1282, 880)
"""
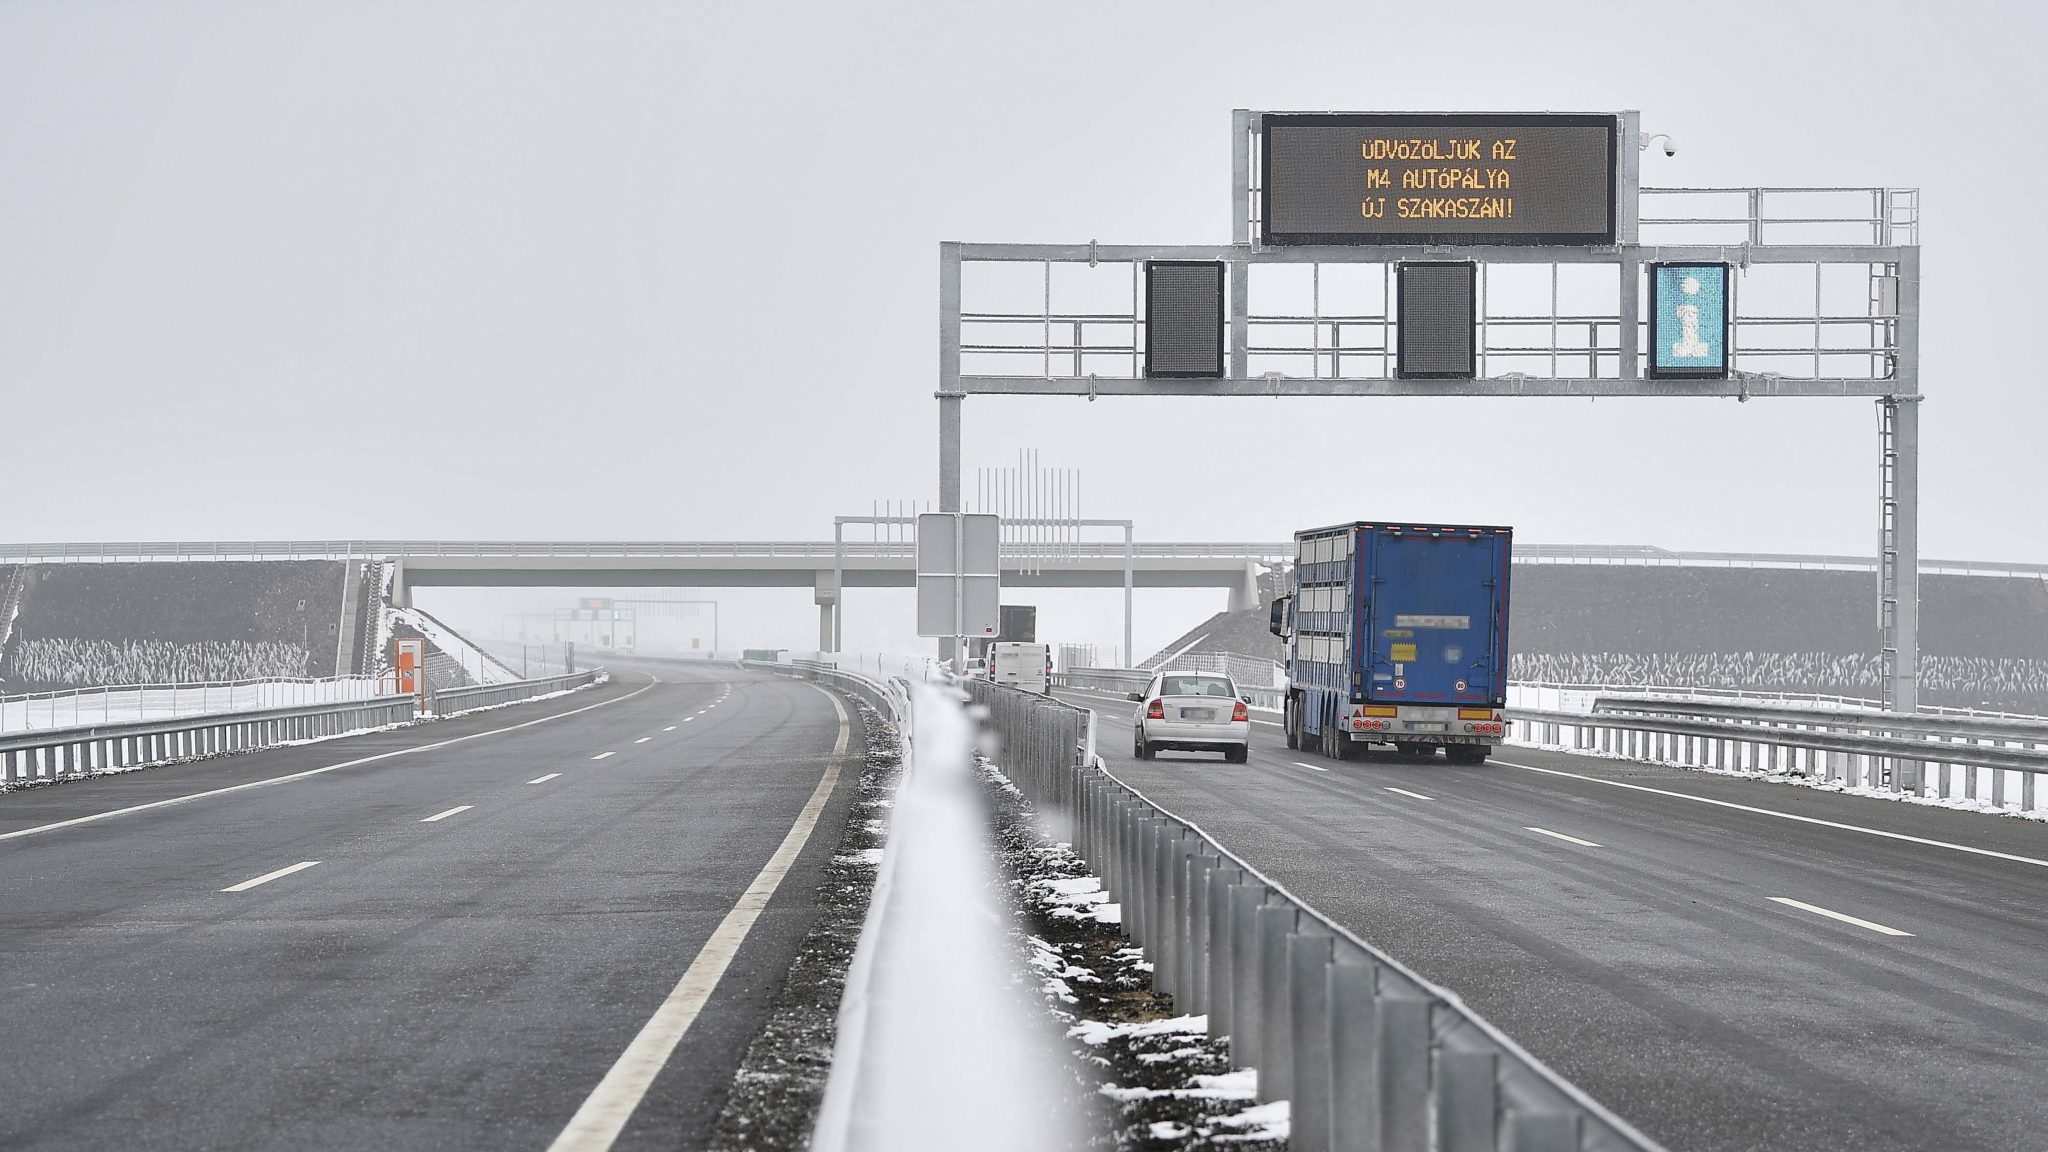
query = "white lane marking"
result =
(546, 685, 848, 1152)
(0, 678, 659, 844)
(682, 717, 695, 723)
(1498, 758, 2048, 871)
(663, 726, 677, 732)
(591, 751, 615, 760)
(1291, 761, 1330, 773)
(635, 737, 652, 744)
(529, 773, 562, 784)
(1526, 826, 1602, 848)
(222, 860, 320, 892)
(422, 805, 474, 823)
(1769, 896, 1914, 937)
(1386, 786, 1434, 801)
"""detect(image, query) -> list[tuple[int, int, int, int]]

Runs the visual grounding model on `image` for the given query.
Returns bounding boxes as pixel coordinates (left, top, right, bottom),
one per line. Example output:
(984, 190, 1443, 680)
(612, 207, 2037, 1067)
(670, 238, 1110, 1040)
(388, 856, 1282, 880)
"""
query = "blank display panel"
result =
(1144, 261, 1226, 378)
(1397, 262, 1477, 379)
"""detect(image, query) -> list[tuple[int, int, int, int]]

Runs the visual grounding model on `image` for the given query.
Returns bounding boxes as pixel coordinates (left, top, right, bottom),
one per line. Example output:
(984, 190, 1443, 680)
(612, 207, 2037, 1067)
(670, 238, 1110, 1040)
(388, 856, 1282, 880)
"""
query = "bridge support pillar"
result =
(388, 560, 411, 609)
(1226, 561, 1261, 613)
(814, 570, 840, 653)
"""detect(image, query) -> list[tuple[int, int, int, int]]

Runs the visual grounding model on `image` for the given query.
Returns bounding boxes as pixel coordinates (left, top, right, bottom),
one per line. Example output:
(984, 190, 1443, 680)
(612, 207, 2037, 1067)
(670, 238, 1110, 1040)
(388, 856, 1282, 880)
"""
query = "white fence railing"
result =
(0, 675, 391, 735)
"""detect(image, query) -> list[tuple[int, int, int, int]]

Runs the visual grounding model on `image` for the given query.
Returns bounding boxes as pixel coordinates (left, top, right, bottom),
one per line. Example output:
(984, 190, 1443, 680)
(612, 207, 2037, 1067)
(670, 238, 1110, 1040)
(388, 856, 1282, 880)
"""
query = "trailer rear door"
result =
(1360, 529, 1509, 705)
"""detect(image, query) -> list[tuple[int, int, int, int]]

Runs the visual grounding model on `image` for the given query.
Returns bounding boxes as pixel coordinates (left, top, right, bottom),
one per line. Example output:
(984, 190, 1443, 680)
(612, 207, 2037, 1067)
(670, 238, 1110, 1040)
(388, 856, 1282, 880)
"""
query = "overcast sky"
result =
(3, 1, 2041, 654)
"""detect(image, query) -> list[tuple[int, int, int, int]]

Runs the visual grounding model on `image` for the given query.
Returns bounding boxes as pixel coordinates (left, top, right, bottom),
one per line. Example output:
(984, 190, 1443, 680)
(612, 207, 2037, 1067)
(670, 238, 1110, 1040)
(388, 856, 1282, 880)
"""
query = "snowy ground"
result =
(981, 761, 1288, 1150)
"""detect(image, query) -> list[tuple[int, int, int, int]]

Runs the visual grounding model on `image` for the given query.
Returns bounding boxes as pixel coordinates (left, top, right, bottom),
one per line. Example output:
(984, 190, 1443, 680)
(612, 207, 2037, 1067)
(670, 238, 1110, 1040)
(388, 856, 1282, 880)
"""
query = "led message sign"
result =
(1261, 113, 1618, 246)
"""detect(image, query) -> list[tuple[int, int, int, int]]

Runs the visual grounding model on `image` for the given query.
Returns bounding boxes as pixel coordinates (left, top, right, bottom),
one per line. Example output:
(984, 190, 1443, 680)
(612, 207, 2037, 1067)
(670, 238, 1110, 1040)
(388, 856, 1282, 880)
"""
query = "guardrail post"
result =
(1328, 949, 1376, 1152)
(1186, 853, 1219, 1016)
(1207, 865, 1244, 1041)
(1436, 1033, 1499, 1152)
(1155, 825, 1184, 996)
(1377, 988, 1433, 1152)
(1289, 927, 1337, 1152)
(1228, 882, 1266, 1064)
(1257, 902, 1298, 1102)
(1505, 1111, 1578, 1152)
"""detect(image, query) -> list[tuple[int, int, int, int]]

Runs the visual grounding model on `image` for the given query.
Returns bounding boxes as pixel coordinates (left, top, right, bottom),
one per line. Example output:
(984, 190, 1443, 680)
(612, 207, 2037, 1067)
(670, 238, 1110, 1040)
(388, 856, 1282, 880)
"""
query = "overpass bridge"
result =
(5, 539, 2043, 653)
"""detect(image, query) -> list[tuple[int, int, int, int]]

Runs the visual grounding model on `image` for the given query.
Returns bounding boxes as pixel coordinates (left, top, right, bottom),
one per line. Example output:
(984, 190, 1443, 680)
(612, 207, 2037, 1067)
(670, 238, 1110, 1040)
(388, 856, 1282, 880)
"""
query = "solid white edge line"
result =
(421, 805, 474, 823)
(545, 684, 850, 1152)
(592, 752, 616, 760)
(222, 860, 321, 892)
(1769, 896, 1915, 937)
(1526, 826, 1602, 848)
(0, 679, 659, 844)
(1386, 786, 1434, 801)
(529, 773, 562, 784)
(1291, 761, 1330, 773)
(1497, 757, 2048, 870)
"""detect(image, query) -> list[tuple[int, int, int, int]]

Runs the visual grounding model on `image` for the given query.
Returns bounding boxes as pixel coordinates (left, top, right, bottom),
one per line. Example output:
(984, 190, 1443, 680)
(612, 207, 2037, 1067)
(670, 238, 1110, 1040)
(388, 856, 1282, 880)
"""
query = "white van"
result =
(989, 642, 1052, 695)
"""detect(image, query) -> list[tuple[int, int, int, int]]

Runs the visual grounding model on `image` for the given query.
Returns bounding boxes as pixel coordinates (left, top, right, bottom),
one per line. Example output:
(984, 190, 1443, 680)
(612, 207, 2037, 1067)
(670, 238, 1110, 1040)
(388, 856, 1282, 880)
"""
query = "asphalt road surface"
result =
(0, 661, 862, 1152)
(1061, 686, 2048, 1152)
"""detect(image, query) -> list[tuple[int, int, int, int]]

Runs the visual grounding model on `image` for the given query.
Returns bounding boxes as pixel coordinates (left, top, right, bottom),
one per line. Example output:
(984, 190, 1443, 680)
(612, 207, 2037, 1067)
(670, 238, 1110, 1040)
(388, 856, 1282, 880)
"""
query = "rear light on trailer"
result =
(1146, 699, 1165, 719)
(1232, 701, 1248, 722)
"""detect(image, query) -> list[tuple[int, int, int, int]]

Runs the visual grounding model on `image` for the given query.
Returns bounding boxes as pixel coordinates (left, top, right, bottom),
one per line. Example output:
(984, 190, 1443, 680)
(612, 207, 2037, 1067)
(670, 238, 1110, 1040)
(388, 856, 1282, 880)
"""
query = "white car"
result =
(1131, 671, 1251, 763)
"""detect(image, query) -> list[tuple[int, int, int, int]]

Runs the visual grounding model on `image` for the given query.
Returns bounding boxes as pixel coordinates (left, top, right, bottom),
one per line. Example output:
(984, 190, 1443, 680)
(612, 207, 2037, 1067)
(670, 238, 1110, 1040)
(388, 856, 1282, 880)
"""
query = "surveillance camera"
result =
(1662, 139, 1677, 158)
(1640, 132, 1676, 158)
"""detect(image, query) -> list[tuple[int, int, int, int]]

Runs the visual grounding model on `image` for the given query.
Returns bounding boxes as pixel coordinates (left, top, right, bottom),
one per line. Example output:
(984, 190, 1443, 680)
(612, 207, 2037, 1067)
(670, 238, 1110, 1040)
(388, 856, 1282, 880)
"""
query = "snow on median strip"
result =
(1769, 896, 1914, 937)
(422, 805, 474, 823)
(222, 861, 320, 892)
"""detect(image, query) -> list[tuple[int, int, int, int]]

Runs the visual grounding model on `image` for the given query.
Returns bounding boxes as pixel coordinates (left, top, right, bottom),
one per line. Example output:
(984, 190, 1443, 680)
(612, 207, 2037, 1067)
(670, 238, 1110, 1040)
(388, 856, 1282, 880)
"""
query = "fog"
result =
(5, 0, 2041, 653)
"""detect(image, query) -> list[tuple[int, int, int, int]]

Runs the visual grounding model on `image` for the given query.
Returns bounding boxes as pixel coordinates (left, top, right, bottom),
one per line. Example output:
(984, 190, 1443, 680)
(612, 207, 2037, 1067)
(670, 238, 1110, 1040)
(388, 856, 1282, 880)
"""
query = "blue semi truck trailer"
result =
(1268, 521, 1512, 764)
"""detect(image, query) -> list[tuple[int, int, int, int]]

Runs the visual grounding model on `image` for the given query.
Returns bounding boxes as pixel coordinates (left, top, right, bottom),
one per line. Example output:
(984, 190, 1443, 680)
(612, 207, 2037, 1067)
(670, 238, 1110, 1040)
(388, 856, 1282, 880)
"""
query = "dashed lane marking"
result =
(545, 685, 849, 1152)
(529, 774, 561, 784)
(1769, 897, 1914, 937)
(1526, 826, 1601, 848)
(1291, 761, 1330, 773)
(663, 726, 677, 732)
(222, 861, 320, 892)
(422, 805, 474, 823)
(634, 737, 651, 744)
(591, 752, 616, 761)
(1496, 757, 2048, 871)
(1386, 786, 1434, 801)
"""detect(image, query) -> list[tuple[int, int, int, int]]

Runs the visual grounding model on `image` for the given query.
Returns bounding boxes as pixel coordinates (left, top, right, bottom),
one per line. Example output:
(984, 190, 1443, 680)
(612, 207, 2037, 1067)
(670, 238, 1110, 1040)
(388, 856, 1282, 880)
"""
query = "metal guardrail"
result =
(1509, 695, 2048, 809)
(971, 677, 1663, 1152)
(0, 670, 603, 785)
(428, 670, 602, 715)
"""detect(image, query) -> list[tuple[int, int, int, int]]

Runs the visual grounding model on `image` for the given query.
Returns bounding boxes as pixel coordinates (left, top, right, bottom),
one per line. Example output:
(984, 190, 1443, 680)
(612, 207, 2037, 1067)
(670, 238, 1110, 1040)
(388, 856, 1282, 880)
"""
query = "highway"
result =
(1060, 686, 2048, 1152)
(0, 662, 862, 1152)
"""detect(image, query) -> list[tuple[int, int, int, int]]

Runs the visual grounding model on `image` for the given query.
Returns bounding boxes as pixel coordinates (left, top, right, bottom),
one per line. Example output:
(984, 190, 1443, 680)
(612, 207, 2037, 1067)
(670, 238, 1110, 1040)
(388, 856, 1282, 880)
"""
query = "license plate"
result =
(1180, 708, 1216, 721)
(1406, 722, 1446, 732)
